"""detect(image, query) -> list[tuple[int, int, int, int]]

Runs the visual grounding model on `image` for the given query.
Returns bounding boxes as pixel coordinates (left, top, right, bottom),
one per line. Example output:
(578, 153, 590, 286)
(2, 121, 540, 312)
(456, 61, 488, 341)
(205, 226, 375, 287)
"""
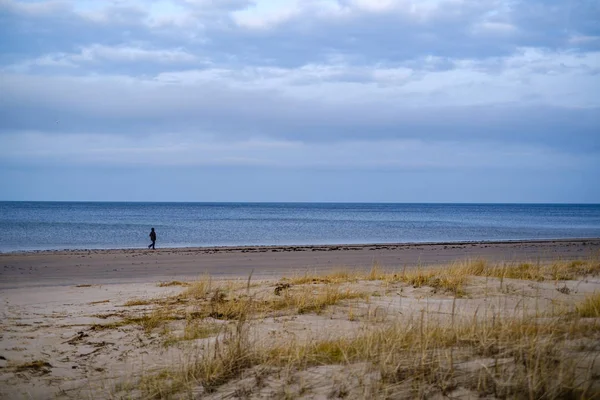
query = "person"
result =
(148, 228, 157, 250)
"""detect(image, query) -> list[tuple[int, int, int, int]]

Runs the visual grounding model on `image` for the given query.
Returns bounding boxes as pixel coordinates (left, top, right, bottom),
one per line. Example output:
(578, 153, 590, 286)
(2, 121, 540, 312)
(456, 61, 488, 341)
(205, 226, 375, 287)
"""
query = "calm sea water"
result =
(0, 202, 599, 252)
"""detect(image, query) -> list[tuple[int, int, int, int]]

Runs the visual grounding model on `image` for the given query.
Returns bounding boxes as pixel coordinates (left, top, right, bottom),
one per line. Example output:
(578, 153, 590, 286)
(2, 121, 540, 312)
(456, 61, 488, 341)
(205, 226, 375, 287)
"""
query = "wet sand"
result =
(1, 239, 599, 289)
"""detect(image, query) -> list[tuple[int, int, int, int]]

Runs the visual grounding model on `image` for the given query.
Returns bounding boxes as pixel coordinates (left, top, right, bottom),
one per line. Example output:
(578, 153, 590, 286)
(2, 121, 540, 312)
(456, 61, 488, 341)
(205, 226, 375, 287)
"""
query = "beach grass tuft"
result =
(157, 281, 190, 287)
(576, 292, 600, 317)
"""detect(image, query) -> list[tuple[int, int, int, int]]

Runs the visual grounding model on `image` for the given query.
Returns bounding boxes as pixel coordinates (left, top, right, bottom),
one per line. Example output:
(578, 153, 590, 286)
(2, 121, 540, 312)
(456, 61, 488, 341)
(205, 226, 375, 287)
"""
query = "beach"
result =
(1, 239, 600, 399)
(2, 239, 598, 289)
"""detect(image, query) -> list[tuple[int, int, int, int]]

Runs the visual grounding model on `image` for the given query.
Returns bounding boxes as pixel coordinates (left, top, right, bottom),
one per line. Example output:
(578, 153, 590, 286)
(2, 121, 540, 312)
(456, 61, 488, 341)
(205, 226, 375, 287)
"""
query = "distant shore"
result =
(1, 238, 598, 290)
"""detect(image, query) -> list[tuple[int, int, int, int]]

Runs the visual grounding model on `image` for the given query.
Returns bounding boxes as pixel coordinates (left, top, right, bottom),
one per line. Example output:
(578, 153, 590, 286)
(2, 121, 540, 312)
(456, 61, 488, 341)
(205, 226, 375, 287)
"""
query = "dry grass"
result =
(269, 314, 600, 398)
(91, 307, 179, 333)
(285, 269, 361, 285)
(180, 275, 214, 299)
(132, 307, 181, 334)
(285, 265, 470, 296)
(182, 320, 221, 341)
(90, 319, 133, 331)
(100, 277, 367, 336)
(163, 320, 222, 347)
(129, 292, 600, 399)
(268, 284, 368, 315)
(157, 281, 190, 287)
(447, 258, 600, 283)
(191, 284, 368, 320)
(284, 258, 600, 297)
(577, 292, 600, 317)
(138, 319, 256, 398)
(103, 256, 600, 398)
(14, 360, 52, 372)
(123, 298, 154, 307)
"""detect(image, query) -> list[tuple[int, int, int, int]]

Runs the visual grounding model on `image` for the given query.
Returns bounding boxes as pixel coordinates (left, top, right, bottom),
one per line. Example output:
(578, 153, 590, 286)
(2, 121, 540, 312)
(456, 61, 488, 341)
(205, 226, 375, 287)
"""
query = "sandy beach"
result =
(2, 239, 599, 289)
(1, 239, 600, 399)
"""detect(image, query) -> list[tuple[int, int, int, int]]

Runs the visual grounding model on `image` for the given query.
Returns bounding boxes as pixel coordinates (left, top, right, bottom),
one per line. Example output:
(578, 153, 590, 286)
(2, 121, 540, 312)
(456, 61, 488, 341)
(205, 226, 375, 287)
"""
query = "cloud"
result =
(2, 131, 596, 172)
(68, 44, 198, 64)
(1, 1, 599, 175)
(0, 0, 68, 16)
(3, 45, 200, 73)
(2, 48, 598, 137)
(473, 21, 517, 35)
(3, 0, 598, 70)
(569, 35, 600, 45)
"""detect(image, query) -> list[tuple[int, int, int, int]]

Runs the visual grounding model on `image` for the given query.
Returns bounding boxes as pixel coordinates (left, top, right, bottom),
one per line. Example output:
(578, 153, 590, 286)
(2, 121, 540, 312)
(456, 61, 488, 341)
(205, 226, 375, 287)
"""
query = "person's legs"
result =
(151, 240, 156, 249)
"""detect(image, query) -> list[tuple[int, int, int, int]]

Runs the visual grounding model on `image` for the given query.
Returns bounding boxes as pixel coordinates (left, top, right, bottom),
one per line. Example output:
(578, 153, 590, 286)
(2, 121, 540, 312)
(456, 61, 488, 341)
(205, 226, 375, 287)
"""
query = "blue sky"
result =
(0, 0, 599, 202)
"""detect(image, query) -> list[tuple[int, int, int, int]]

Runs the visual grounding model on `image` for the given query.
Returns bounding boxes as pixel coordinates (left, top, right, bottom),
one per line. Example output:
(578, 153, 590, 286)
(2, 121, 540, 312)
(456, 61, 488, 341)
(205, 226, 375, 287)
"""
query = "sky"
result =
(0, 0, 599, 203)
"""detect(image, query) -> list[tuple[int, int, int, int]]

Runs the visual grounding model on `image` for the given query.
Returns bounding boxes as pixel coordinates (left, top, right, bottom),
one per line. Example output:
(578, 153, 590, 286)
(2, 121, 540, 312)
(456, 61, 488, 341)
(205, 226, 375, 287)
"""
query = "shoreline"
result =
(2, 237, 600, 256)
(1, 238, 599, 290)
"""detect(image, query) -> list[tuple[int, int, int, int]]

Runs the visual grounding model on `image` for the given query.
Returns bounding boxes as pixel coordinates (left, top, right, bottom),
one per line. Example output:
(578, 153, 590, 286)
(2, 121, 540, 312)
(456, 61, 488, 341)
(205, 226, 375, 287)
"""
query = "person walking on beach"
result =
(148, 228, 157, 250)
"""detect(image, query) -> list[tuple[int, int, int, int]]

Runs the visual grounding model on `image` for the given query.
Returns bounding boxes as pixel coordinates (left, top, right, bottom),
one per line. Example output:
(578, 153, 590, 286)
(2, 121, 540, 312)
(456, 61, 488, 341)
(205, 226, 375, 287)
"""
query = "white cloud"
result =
(3, 45, 201, 72)
(232, 0, 300, 29)
(1, 131, 593, 170)
(349, 0, 396, 13)
(0, 0, 68, 16)
(349, 0, 467, 19)
(569, 35, 600, 45)
(2, 53, 77, 72)
(72, 44, 198, 64)
(473, 21, 517, 35)
(149, 47, 600, 108)
(2, 47, 599, 130)
(229, 0, 472, 29)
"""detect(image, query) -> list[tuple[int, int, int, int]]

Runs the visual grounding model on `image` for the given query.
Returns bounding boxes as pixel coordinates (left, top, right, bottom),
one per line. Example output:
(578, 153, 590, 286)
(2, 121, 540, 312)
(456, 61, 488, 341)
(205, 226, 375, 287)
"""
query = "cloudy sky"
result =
(0, 0, 599, 202)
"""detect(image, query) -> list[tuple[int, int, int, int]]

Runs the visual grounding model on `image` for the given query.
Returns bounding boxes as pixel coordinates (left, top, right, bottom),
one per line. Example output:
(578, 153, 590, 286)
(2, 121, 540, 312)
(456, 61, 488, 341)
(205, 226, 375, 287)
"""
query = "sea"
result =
(1, 202, 599, 253)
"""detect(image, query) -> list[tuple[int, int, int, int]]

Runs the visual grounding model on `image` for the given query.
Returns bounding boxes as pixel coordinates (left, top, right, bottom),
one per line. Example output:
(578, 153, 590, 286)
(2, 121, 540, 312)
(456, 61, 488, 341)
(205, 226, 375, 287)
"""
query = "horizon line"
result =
(1, 200, 600, 205)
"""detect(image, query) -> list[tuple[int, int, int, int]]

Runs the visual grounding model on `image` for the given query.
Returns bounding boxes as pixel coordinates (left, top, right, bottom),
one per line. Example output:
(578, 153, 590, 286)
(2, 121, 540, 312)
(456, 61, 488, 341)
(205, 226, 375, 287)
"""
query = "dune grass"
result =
(157, 281, 190, 287)
(131, 291, 600, 399)
(285, 258, 600, 297)
(268, 315, 600, 398)
(104, 256, 600, 398)
(577, 292, 600, 317)
(123, 298, 154, 307)
(183, 284, 368, 320)
(163, 320, 222, 347)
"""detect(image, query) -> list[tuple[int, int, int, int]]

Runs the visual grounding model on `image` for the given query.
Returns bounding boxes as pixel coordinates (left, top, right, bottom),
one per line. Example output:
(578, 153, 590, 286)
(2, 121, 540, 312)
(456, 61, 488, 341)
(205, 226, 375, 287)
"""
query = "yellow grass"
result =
(163, 320, 222, 347)
(284, 269, 360, 285)
(194, 284, 368, 320)
(104, 256, 600, 398)
(271, 284, 368, 315)
(123, 298, 154, 307)
(157, 281, 190, 287)
(283, 258, 600, 297)
(134, 300, 600, 399)
(577, 292, 600, 317)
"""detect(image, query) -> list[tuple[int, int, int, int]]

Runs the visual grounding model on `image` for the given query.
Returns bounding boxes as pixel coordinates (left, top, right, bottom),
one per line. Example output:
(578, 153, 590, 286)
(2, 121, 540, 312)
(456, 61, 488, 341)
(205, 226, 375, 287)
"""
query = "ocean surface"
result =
(1, 202, 599, 253)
